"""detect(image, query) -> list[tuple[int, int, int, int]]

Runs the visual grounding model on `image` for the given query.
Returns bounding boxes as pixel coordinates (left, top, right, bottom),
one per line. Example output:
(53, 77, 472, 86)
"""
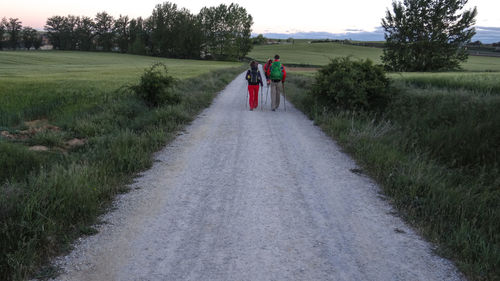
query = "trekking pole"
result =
(282, 82, 286, 112)
(245, 88, 249, 109)
(260, 86, 263, 110)
(265, 84, 269, 105)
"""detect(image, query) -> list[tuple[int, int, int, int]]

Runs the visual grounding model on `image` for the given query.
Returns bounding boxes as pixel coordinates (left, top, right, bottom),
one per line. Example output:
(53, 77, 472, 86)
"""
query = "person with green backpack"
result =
(266, 54, 287, 111)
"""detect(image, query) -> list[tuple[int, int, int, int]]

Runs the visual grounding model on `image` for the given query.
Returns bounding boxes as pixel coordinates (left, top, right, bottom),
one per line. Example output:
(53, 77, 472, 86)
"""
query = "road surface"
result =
(51, 69, 463, 281)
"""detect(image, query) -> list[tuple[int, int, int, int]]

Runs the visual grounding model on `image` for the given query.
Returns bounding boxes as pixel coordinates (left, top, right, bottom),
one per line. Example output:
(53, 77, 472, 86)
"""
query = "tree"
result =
(128, 17, 148, 55)
(45, 15, 77, 50)
(199, 3, 253, 60)
(114, 15, 130, 53)
(253, 34, 267, 45)
(0, 18, 6, 50)
(169, 8, 203, 58)
(60, 15, 78, 50)
(149, 2, 178, 57)
(5, 18, 23, 49)
(230, 4, 253, 59)
(147, 3, 203, 59)
(32, 33, 42, 50)
(45, 16, 65, 49)
(381, 0, 477, 71)
(22, 27, 38, 50)
(94, 12, 114, 51)
(75, 16, 95, 51)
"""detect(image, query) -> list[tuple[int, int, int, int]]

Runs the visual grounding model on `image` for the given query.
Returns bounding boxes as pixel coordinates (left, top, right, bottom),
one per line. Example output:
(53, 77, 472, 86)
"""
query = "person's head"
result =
(267, 59, 272, 64)
(274, 54, 280, 60)
(250, 60, 257, 69)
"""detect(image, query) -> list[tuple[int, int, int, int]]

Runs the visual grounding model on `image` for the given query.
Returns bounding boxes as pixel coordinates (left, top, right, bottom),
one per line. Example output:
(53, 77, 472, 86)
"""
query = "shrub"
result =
(129, 63, 179, 107)
(310, 57, 391, 111)
(0, 142, 51, 182)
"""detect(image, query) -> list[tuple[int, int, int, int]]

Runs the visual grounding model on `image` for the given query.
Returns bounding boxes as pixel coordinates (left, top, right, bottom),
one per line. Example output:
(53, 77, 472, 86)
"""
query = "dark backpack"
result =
(249, 69, 259, 84)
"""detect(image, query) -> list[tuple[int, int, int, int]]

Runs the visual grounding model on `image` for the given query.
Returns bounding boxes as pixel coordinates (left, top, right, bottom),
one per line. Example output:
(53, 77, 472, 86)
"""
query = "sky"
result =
(1, 0, 500, 35)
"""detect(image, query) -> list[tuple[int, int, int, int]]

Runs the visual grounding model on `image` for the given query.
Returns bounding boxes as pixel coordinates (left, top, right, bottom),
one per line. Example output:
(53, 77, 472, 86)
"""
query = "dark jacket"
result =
(246, 67, 263, 86)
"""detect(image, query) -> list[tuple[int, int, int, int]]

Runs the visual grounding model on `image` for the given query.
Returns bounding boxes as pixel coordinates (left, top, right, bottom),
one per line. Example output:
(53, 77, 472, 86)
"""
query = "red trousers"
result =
(248, 85, 259, 109)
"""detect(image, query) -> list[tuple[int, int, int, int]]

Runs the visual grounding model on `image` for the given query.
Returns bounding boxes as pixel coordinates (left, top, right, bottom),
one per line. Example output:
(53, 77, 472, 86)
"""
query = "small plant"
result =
(310, 57, 391, 111)
(129, 63, 179, 107)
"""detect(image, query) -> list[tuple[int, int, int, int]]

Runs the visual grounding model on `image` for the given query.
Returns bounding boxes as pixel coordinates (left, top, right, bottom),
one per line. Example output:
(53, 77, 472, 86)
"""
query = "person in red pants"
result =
(245, 61, 263, 111)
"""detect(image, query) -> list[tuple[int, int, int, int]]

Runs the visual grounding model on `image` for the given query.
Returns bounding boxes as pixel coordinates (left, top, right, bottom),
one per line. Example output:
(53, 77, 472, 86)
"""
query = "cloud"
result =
(344, 28, 364, 32)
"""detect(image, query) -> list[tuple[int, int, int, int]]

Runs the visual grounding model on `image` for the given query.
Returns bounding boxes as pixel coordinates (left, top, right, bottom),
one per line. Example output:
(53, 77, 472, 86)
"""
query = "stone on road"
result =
(51, 70, 463, 281)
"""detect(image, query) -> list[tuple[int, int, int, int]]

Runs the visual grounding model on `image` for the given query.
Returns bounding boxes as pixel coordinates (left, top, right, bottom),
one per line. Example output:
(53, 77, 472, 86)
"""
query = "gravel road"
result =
(51, 69, 464, 281)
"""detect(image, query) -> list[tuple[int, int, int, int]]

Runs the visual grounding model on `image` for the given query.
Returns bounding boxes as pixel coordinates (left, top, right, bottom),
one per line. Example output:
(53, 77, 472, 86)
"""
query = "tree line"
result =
(43, 2, 253, 60)
(0, 18, 43, 50)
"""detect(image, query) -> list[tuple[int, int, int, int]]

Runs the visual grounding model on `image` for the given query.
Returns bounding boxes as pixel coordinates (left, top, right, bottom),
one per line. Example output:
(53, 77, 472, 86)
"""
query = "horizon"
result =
(2, 0, 500, 43)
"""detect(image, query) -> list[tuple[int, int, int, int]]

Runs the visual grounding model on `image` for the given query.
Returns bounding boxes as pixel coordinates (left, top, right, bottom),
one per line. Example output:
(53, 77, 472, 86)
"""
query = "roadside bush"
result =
(310, 57, 391, 111)
(129, 63, 179, 107)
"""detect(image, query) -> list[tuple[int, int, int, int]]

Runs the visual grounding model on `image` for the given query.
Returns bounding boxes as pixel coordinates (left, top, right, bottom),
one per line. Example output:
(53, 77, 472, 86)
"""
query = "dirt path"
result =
(50, 69, 463, 281)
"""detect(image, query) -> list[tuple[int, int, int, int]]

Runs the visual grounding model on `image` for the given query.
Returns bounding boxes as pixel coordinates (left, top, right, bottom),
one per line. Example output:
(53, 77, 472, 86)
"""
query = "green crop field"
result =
(0, 51, 239, 127)
(0, 51, 239, 90)
(250, 41, 500, 72)
(250, 42, 382, 66)
(388, 71, 500, 94)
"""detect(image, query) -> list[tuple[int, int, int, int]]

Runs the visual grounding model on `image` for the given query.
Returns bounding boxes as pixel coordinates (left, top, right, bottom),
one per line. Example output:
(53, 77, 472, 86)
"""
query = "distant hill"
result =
(255, 26, 500, 44)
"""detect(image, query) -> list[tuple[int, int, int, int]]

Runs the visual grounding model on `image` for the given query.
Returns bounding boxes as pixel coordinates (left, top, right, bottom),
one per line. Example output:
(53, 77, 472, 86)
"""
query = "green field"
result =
(250, 41, 500, 71)
(388, 71, 500, 95)
(0, 51, 238, 94)
(0, 51, 239, 127)
(0, 51, 242, 280)
(250, 42, 382, 66)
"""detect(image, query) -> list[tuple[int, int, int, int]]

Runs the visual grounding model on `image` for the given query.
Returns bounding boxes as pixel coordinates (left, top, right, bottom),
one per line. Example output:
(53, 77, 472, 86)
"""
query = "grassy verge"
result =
(0, 61, 245, 280)
(285, 74, 500, 280)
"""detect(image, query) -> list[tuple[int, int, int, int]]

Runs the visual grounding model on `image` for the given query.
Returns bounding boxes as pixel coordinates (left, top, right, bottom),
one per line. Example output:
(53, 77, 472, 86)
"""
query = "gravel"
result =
(48, 69, 464, 281)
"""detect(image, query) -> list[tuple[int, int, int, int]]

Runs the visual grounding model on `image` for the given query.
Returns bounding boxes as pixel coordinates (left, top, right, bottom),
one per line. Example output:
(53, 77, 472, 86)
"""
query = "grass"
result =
(0, 51, 239, 126)
(250, 41, 382, 66)
(285, 72, 500, 281)
(0, 51, 244, 280)
(250, 41, 500, 71)
(389, 72, 500, 95)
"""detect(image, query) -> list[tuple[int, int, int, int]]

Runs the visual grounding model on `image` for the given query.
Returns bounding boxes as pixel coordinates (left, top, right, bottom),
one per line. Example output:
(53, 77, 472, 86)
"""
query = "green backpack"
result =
(270, 61, 283, 80)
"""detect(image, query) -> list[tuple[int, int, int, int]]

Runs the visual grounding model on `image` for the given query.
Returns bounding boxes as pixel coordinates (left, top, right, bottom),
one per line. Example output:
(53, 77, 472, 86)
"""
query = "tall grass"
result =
(286, 74, 500, 280)
(390, 72, 500, 95)
(0, 63, 245, 280)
